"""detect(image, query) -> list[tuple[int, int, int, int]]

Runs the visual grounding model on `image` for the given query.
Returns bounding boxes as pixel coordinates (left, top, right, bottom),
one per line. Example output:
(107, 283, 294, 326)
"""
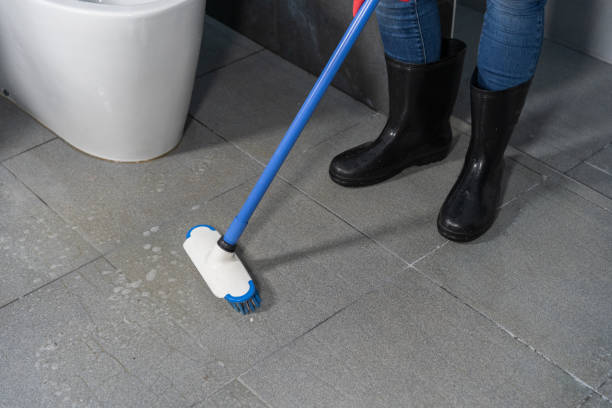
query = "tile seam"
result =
(196, 49, 265, 79)
(410, 262, 610, 403)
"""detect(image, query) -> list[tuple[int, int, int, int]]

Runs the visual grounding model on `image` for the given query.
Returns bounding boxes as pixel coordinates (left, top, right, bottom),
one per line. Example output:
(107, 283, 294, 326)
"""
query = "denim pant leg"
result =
(477, 0, 548, 91)
(376, 0, 442, 64)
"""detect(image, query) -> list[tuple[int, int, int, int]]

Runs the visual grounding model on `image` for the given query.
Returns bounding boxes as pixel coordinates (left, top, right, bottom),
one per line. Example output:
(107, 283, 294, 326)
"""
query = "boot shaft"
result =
(386, 38, 467, 134)
(468, 70, 532, 163)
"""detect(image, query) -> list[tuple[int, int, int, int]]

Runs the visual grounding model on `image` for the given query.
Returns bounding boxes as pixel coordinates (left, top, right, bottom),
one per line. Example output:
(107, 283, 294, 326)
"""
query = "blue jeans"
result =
(376, 0, 547, 90)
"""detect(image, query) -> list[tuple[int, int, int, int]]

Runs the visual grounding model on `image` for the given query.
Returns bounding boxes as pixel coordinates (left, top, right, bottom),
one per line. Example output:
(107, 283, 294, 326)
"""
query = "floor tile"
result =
(0, 179, 406, 406)
(0, 165, 98, 307)
(3, 119, 260, 253)
(415, 180, 612, 392)
(197, 16, 263, 77)
(0, 258, 226, 408)
(580, 394, 612, 408)
(567, 162, 612, 198)
(0, 96, 55, 162)
(506, 145, 612, 213)
(567, 143, 612, 198)
(586, 144, 612, 175)
(190, 50, 374, 164)
(601, 376, 612, 403)
(104, 178, 407, 349)
(279, 113, 542, 264)
(195, 381, 268, 408)
(453, 6, 612, 172)
(240, 268, 589, 408)
(1, 11, 610, 407)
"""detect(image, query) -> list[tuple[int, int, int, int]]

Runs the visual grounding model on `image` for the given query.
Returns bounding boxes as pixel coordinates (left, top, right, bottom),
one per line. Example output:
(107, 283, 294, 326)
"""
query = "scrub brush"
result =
(183, 0, 381, 314)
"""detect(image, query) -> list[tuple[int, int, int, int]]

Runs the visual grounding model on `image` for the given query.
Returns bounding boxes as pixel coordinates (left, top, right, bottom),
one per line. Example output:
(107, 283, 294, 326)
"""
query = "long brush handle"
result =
(222, 0, 381, 247)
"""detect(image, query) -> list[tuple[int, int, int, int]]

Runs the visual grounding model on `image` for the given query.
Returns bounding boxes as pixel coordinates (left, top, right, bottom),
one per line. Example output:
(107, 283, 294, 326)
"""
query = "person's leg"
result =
(477, 0, 547, 91)
(329, 0, 466, 187)
(438, 0, 547, 242)
(375, 0, 442, 64)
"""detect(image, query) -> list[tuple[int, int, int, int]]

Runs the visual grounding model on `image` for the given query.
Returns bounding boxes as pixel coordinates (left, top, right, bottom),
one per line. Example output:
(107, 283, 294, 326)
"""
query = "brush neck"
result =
(217, 237, 237, 253)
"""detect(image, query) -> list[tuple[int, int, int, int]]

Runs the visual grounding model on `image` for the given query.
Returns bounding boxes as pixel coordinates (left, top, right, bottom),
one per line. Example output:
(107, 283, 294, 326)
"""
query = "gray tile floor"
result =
(1, 11, 611, 408)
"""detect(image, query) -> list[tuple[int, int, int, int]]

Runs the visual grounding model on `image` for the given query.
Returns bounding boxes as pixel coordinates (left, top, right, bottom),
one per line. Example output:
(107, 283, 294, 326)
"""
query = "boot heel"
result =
(413, 147, 450, 166)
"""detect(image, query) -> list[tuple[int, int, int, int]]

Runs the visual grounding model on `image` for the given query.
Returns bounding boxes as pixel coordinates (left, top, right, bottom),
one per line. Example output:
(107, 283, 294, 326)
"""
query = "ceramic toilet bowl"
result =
(0, 0, 206, 162)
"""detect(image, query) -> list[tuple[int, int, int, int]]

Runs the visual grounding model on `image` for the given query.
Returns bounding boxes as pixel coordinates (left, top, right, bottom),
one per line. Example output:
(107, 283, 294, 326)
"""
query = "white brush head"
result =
(183, 225, 254, 301)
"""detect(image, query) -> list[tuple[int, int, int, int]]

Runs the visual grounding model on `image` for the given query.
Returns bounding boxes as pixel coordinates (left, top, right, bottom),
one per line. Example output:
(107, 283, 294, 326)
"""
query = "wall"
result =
(544, 0, 612, 64)
(458, 0, 612, 64)
(206, 0, 455, 114)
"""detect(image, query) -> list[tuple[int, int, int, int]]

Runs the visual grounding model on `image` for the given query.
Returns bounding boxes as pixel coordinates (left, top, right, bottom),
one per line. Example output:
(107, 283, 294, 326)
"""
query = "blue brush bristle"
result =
(226, 289, 260, 315)
(224, 281, 260, 315)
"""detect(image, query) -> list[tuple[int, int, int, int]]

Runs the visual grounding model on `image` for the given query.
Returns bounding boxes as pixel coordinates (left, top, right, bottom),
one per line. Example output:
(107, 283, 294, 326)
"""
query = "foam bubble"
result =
(146, 269, 157, 281)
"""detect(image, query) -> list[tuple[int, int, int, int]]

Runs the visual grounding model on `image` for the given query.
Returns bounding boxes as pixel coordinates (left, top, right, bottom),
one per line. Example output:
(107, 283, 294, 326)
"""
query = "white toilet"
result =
(0, 0, 206, 162)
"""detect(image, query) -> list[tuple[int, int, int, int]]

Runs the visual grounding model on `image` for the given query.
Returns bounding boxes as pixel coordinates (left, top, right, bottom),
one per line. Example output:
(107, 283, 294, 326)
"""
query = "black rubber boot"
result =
(329, 38, 466, 187)
(437, 70, 532, 242)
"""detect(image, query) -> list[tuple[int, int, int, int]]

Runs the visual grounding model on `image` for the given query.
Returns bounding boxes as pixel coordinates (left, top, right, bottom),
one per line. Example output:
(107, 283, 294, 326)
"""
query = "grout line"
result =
(512, 146, 611, 209)
(189, 109, 377, 172)
(575, 392, 594, 408)
(190, 103, 416, 267)
(0, 255, 105, 311)
(409, 261, 611, 403)
(187, 377, 244, 408)
(409, 240, 449, 267)
(196, 49, 265, 79)
(563, 141, 610, 176)
(236, 294, 369, 385)
(599, 375, 612, 391)
(298, 113, 378, 155)
(498, 180, 541, 210)
(280, 179, 410, 266)
(564, 159, 586, 176)
(188, 115, 266, 168)
(584, 161, 612, 178)
(1, 163, 103, 252)
(0, 137, 58, 164)
(236, 377, 275, 408)
(0, 297, 20, 312)
(504, 149, 612, 213)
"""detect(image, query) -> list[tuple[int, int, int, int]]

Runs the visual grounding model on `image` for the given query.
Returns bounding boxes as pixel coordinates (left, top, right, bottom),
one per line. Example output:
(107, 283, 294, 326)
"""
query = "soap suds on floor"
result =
(126, 280, 142, 289)
(146, 269, 157, 281)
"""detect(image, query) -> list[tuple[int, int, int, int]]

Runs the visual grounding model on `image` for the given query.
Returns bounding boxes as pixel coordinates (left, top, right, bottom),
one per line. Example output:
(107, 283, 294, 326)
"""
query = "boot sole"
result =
(329, 147, 451, 188)
(436, 216, 495, 243)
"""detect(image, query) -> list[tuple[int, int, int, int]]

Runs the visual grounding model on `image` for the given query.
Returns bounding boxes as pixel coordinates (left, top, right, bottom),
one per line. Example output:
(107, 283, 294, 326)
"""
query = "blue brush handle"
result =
(222, 0, 381, 246)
